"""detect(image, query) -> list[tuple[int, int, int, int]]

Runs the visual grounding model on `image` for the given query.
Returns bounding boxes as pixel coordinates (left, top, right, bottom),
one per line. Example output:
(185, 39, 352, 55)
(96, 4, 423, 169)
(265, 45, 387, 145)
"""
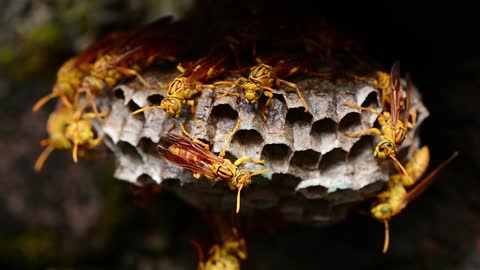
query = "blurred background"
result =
(0, 0, 478, 269)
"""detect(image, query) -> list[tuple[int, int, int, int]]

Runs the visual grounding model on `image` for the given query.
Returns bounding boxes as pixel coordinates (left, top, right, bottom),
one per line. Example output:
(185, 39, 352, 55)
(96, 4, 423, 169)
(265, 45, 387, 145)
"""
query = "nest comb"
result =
(98, 66, 429, 225)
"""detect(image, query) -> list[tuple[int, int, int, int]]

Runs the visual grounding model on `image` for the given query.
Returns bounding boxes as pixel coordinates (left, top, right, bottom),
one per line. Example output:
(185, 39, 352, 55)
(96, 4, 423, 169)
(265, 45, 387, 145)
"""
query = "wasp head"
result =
(160, 97, 181, 118)
(242, 82, 263, 104)
(374, 139, 396, 159)
(233, 169, 252, 188)
(370, 202, 393, 220)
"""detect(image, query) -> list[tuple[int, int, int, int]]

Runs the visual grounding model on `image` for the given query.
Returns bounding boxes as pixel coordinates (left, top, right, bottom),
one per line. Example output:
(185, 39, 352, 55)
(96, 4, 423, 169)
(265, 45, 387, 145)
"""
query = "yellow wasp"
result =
(156, 120, 269, 213)
(193, 213, 247, 270)
(344, 61, 421, 179)
(132, 53, 228, 130)
(34, 103, 108, 172)
(371, 146, 458, 253)
(214, 57, 325, 120)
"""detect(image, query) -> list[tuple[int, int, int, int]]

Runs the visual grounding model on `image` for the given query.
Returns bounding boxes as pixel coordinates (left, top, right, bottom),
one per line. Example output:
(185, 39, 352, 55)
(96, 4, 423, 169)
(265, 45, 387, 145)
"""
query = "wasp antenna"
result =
(382, 219, 390, 254)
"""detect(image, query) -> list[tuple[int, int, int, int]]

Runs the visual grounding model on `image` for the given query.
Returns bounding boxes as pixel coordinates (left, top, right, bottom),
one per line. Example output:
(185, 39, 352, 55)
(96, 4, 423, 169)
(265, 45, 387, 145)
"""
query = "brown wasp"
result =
(343, 61, 421, 179)
(192, 213, 247, 270)
(34, 103, 108, 172)
(215, 57, 328, 120)
(77, 16, 186, 113)
(370, 146, 458, 253)
(32, 30, 132, 112)
(156, 119, 269, 213)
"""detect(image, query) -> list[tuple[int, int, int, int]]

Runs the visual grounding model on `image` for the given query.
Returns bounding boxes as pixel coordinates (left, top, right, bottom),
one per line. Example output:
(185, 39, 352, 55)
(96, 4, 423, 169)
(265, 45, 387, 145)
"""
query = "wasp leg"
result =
(259, 87, 274, 121)
(116, 67, 153, 89)
(34, 143, 55, 172)
(214, 77, 246, 99)
(186, 99, 199, 127)
(219, 119, 241, 159)
(166, 118, 175, 132)
(278, 79, 309, 113)
(233, 156, 265, 166)
(344, 127, 382, 138)
(179, 123, 210, 151)
(344, 102, 383, 117)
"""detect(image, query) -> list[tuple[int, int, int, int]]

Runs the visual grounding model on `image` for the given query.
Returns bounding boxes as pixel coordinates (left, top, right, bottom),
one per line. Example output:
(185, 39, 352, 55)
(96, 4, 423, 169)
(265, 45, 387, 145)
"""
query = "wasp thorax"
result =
(65, 120, 94, 145)
(160, 97, 181, 118)
(168, 77, 186, 94)
(82, 76, 106, 95)
(374, 140, 396, 159)
(249, 64, 272, 84)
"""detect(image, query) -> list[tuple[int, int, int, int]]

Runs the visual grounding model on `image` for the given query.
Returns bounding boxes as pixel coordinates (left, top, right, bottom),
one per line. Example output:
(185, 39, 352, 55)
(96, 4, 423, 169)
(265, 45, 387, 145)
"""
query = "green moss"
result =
(23, 23, 64, 47)
(13, 230, 58, 269)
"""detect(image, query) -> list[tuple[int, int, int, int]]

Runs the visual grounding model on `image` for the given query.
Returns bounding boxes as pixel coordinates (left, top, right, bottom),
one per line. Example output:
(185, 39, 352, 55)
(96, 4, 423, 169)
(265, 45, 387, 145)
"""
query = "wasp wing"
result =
(158, 133, 224, 179)
(389, 60, 401, 127)
(402, 151, 458, 204)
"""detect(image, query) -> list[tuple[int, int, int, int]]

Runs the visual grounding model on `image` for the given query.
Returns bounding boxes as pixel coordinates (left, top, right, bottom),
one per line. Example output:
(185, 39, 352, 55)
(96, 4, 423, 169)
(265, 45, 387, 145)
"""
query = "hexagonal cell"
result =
(286, 107, 313, 125)
(347, 135, 374, 161)
(127, 100, 145, 122)
(310, 118, 336, 146)
(338, 112, 362, 134)
(114, 88, 125, 100)
(271, 173, 303, 191)
(230, 129, 264, 158)
(117, 140, 142, 161)
(289, 150, 322, 171)
(137, 137, 159, 157)
(207, 104, 239, 152)
(318, 148, 347, 173)
(261, 143, 293, 173)
(360, 90, 379, 108)
(136, 173, 157, 186)
(146, 94, 165, 107)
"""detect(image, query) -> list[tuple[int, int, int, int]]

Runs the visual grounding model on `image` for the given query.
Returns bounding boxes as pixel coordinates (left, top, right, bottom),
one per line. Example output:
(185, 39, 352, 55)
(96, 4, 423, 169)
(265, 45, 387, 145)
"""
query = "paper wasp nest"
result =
(99, 67, 428, 225)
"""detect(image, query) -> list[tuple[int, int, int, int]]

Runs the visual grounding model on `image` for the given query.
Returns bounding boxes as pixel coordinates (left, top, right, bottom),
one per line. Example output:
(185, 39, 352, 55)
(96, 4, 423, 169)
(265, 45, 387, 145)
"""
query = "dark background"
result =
(0, 0, 478, 269)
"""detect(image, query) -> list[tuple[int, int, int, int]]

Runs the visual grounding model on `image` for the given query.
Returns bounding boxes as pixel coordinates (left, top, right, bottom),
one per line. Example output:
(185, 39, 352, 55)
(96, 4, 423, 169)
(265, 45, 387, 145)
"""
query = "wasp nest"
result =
(99, 67, 428, 225)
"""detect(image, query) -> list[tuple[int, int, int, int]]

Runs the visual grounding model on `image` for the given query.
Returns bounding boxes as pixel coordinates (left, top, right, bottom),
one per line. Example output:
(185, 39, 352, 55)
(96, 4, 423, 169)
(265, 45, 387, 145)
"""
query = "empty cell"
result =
(146, 94, 165, 106)
(360, 90, 379, 108)
(127, 100, 144, 121)
(208, 104, 238, 123)
(290, 150, 321, 170)
(311, 118, 336, 137)
(138, 137, 159, 157)
(271, 173, 303, 190)
(231, 129, 264, 156)
(348, 135, 374, 160)
(286, 107, 313, 125)
(261, 144, 292, 171)
(318, 148, 347, 171)
(339, 112, 361, 133)
(136, 173, 156, 185)
(114, 88, 125, 100)
(118, 141, 142, 161)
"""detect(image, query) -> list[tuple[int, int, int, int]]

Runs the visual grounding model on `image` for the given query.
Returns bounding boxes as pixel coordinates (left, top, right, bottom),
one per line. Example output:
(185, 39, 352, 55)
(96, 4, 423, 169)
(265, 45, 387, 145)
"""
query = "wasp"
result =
(34, 103, 108, 172)
(32, 30, 132, 112)
(215, 57, 328, 121)
(370, 146, 458, 253)
(132, 38, 237, 131)
(132, 54, 228, 130)
(343, 61, 421, 179)
(156, 119, 269, 213)
(192, 213, 247, 270)
(77, 16, 186, 113)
